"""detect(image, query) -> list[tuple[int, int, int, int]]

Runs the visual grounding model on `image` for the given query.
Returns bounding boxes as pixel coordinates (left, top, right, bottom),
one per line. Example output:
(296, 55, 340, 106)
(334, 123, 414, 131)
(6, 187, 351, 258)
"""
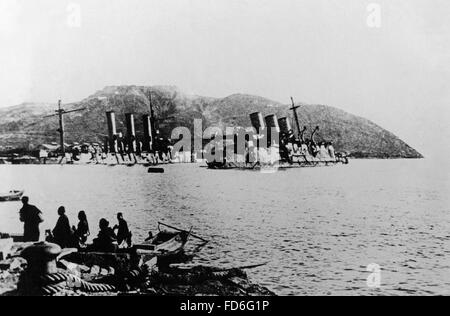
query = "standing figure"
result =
(319, 142, 330, 161)
(19, 196, 44, 242)
(113, 213, 132, 248)
(73, 210, 90, 247)
(52, 206, 73, 248)
(328, 142, 336, 160)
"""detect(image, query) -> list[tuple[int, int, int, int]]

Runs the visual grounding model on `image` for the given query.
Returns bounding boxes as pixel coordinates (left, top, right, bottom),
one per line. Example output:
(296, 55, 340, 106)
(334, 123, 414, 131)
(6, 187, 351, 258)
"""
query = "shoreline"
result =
(0, 241, 276, 297)
(0, 156, 425, 167)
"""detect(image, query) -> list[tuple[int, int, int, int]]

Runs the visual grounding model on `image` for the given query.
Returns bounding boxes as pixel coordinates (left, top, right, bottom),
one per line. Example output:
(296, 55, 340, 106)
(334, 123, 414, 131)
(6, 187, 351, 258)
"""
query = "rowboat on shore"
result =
(136, 222, 206, 254)
(134, 230, 191, 260)
(0, 190, 24, 202)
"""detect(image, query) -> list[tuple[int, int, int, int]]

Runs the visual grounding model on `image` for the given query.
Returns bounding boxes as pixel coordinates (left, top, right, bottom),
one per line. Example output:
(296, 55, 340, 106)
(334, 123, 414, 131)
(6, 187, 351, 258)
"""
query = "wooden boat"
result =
(134, 230, 190, 259)
(0, 157, 11, 165)
(148, 167, 165, 174)
(0, 190, 24, 202)
(134, 223, 208, 265)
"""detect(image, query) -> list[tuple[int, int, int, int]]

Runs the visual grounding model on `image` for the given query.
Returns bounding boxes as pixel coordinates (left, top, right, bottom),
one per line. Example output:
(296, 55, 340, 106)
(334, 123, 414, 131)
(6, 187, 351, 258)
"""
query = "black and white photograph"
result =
(0, 0, 449, 303)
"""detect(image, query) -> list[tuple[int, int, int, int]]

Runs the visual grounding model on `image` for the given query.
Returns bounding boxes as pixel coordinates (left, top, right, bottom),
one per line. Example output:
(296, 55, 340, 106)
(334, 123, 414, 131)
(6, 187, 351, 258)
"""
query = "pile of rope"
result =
(18, 271, 117, 296)
(41, 272, 117, 295)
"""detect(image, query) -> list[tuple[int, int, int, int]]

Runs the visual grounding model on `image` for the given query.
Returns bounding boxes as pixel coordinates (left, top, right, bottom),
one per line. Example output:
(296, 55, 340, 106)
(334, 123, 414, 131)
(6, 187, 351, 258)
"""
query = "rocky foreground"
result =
(0, 242, 274, 297)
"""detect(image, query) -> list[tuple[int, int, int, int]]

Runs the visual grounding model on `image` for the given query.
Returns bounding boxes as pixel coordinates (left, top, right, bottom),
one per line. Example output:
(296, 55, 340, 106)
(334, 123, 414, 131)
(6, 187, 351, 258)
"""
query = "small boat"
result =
(134, 230, 190, 259)
(134, 223, 208, 263)
(0, 190, 24, 202)
(0, 157, 11, 165)
(148, 167, 165, 174)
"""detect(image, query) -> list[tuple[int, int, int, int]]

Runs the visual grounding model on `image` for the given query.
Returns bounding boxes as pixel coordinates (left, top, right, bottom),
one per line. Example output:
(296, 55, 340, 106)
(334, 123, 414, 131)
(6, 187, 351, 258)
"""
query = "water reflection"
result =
(0, 159, 449, 295)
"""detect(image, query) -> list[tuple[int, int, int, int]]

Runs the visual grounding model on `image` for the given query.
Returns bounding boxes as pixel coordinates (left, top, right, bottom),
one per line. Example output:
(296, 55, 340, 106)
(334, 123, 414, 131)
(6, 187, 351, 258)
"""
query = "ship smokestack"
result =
(106, 111, 118, 153)
(278, 117, 292, 135)
(265, 114, 280, 132)
(265, 114, 280, 147)
(125, 113, 136, 153)
(142, 114, 153, 152)
(250, 112, 266, 132)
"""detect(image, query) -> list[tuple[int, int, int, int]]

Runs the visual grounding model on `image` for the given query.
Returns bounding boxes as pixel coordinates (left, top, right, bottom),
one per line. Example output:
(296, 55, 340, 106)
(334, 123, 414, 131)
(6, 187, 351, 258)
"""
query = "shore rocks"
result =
(141, 267, 275, 296)
(0, 238, 13, 261)
(0, 257, 26, 296)
(0, 257, 26, 271)
(0, 242, 275, 296)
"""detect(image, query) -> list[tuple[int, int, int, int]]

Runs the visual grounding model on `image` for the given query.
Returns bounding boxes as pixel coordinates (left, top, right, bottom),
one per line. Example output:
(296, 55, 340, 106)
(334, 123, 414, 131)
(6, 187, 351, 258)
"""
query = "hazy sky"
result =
(0, 0, 449, 157)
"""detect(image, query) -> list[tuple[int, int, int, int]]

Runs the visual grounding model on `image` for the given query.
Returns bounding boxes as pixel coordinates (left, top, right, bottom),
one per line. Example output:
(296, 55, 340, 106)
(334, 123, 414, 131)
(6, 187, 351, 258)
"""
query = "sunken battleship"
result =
(22, 96, 174, 166)
(205, 98, 349, 170)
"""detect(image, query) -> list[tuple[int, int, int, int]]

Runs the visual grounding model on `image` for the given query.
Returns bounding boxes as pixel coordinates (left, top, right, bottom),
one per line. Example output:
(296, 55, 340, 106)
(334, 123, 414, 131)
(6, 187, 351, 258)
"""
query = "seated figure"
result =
(92, 218, 118, 253)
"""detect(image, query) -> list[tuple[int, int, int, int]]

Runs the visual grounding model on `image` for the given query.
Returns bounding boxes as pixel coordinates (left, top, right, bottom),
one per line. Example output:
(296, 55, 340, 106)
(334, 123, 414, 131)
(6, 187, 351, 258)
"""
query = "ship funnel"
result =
(278, 117, 292, 135)
(250, 112, 266, 132)
(265, 114, 280, 147)
(106, 111, 118, 153)
(265, 114, 280, 132)
(142, 114, 153, 152)
(125, 113, 136, 153)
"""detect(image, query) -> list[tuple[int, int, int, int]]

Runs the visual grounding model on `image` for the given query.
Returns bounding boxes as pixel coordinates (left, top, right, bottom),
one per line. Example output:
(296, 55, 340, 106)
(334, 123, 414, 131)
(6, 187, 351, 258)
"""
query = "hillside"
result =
(0, 86, 423, 158)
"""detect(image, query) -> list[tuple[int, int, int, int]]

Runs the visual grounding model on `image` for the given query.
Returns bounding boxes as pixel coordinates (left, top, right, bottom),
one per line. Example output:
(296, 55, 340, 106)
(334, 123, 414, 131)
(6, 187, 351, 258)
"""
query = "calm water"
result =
(1, 159, 449, 296)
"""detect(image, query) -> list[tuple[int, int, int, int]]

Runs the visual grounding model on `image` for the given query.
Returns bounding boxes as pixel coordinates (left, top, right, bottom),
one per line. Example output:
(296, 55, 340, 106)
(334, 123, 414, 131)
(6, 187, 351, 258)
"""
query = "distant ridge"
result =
(0, 86, 423, 158)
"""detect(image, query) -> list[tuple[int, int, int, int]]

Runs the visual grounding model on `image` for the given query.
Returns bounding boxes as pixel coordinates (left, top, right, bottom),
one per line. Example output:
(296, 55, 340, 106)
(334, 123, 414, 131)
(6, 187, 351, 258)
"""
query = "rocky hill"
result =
(0, 86, 422, 158)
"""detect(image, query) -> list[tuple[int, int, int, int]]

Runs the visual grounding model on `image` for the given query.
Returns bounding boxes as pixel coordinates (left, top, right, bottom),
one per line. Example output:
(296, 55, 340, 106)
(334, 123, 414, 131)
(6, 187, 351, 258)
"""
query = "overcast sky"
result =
(0, 0, 449, 157)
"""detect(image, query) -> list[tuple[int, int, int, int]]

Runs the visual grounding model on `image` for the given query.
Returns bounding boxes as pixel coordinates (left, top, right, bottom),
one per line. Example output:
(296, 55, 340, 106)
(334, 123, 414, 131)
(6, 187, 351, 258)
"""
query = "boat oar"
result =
(158, 222, 208, 243)
(214, 262, 269, 272)
(169, 262, 269, 272)
(185, 227, 194, 243)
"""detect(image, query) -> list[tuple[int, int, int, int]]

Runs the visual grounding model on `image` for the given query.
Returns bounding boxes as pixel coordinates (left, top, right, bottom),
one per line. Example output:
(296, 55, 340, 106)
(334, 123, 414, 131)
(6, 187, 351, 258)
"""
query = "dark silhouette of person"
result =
(52, 206, 73, 248)
(73, 210, 90, 247)
(113, 213, 132, 247)
(19, 196, 43, 242)
(93, 218, 118, 252)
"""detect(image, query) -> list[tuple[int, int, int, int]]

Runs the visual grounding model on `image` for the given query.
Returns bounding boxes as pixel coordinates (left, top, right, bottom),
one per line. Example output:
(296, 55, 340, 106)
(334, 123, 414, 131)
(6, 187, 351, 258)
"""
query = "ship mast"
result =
(43, 100, 86, 156)
(147, 90, 157, 142)
(290, 97, 302, 139)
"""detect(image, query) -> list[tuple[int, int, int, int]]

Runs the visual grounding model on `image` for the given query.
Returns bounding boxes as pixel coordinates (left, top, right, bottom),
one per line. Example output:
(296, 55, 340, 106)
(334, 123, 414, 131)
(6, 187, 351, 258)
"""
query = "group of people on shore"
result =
(19, 196, 132, 251)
